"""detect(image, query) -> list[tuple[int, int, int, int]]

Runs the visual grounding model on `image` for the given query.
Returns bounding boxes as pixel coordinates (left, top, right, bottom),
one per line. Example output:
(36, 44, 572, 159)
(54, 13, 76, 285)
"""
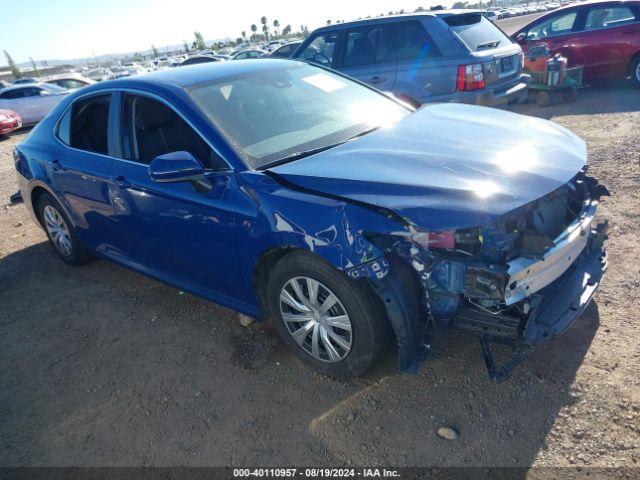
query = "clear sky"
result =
(2, 0, 453, 66)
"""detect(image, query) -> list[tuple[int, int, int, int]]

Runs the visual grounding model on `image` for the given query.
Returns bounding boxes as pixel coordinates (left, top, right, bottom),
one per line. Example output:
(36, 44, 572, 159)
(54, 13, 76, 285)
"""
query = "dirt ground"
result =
(1, 87, 639, 472)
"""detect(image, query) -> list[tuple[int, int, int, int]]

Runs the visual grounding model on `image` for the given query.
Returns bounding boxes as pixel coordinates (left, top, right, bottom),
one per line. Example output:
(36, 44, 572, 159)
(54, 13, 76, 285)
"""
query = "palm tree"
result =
(282, 25, 291, 38)
(241, 31, 246, 41)
(326, 19, 332, 26)
(261, 16, 269, 40)
(273, 19, 280, 37)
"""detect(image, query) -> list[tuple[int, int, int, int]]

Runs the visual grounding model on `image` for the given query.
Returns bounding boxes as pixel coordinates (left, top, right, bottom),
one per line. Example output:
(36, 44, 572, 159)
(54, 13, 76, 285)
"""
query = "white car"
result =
(0, 83, 68, 125)
(484, 11, 500, 22)
(44, 75, 95, 90)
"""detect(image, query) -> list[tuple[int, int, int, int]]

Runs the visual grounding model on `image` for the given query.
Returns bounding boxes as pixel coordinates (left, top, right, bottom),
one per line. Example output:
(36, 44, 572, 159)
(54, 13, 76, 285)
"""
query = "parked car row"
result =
(497, 1, 564, 19)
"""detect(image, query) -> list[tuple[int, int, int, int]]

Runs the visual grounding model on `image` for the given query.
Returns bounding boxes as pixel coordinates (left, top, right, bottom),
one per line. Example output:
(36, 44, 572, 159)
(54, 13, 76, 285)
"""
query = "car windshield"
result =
(187, 63, 409, 168)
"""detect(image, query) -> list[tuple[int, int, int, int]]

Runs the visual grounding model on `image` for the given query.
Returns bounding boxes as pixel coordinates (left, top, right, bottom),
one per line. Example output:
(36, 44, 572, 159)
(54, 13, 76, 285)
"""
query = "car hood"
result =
(268, 103, 586, 230)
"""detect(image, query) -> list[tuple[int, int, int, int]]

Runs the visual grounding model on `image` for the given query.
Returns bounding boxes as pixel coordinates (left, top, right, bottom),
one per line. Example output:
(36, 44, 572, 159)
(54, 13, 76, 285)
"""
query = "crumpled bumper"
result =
(521, 228, 607, 346)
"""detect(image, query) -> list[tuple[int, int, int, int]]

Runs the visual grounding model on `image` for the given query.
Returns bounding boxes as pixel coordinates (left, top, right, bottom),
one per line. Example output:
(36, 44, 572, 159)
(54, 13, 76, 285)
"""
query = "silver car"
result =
(0, 83, 68, 125)
(292, 11, 530, 107)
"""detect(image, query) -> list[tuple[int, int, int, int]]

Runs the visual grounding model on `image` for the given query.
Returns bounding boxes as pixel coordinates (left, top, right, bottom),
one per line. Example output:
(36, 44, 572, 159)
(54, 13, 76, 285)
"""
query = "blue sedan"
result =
(13, 60, 608, 379)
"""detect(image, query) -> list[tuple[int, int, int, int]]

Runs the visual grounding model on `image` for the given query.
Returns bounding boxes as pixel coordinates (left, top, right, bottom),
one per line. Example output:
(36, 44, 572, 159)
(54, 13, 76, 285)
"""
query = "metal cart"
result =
(526, 66, 586, 107)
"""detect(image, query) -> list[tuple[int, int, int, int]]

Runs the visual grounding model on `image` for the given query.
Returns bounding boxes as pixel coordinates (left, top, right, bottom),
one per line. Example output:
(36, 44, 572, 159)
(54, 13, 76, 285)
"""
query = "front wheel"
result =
(266, 251, 389, 378)
(38, 193, 91, 265)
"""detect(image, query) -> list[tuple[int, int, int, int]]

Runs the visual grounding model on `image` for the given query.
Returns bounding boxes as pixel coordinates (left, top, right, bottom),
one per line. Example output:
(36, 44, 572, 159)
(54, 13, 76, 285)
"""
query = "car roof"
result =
(80, 59, 300, 90)
(550, 0, 639, 11)
(310, 10, 484, 32)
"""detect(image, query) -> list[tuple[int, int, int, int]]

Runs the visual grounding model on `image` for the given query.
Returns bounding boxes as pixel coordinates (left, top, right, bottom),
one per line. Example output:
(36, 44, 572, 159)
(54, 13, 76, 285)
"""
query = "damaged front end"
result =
(365, 170, 609, 381)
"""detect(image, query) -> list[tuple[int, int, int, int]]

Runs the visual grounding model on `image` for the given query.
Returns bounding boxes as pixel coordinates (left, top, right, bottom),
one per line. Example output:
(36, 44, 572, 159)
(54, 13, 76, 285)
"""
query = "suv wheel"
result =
(38, 193, 91, 265)
(266, 251, 389, 378)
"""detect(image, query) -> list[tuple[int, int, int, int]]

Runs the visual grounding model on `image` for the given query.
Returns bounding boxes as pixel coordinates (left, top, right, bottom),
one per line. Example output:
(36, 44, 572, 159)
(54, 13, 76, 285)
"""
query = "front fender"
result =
(237, 171, 408, 307)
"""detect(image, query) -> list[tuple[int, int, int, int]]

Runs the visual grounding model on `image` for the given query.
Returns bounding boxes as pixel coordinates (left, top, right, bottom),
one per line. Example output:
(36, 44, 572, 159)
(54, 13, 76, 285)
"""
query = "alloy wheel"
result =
(279, 276, 353, 362)
(43, 205, 72, 257)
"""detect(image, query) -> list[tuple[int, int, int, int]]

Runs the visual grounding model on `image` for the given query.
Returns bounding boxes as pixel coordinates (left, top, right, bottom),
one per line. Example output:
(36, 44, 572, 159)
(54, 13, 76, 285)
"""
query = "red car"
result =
(512, 0, 640, 87)
(0, 109, 22, 136)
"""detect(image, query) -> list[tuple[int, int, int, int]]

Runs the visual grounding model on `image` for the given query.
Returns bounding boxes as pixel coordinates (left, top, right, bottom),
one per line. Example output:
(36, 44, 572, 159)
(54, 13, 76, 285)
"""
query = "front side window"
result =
(343, 26, 394, 67)
(187, 63, 409, 169)
(526, 12, 578, 39)
(585, 6, 636, 30)
(68, 94, 110, 154)
(124, 95, 223, 169)
(296, 32, 338, 66)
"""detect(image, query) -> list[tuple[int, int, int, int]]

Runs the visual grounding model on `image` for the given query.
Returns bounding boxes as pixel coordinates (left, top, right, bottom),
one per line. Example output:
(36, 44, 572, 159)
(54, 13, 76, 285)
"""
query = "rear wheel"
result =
(631, 56, 640, 89)
(266, 251, 388, 378)
(38, 193, 91, 265)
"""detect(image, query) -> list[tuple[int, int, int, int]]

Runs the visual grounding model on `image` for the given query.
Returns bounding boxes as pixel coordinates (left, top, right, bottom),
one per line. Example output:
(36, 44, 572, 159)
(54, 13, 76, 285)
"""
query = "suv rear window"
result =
(444, 13, 512, 52)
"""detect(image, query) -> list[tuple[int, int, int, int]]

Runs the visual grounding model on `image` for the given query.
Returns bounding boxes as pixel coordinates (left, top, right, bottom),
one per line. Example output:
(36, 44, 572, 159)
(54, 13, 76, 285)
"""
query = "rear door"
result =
(52, 92, 117, 250)
(575, 3, 640, 78)
(338, 24, 397, 92)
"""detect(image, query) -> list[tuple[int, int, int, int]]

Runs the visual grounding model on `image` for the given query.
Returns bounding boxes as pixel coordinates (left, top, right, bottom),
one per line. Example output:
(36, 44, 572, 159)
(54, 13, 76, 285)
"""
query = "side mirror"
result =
(148, 151, 212, 193)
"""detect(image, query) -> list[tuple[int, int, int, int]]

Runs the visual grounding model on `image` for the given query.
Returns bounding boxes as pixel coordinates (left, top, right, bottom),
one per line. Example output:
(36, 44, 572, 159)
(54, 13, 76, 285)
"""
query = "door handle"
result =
(47, 159, 63, 171)
(371, 76, 386, 84)
(111, 175, 131, 189)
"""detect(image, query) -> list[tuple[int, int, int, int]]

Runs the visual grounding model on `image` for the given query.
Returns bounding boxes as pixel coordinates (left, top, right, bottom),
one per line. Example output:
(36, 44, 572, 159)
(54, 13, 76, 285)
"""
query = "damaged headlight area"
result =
(366, 170, 609, 382)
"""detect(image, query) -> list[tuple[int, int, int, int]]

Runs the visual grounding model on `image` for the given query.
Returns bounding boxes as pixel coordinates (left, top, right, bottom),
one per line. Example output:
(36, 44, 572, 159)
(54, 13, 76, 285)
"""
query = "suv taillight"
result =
(456, 63, 485, 91)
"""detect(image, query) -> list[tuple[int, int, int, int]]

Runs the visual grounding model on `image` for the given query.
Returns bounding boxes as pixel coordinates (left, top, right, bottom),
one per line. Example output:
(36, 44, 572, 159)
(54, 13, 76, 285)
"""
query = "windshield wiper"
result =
(259, 142, 348, 170)
(260, 126, 382, 170)
(477, 40, 500, 50)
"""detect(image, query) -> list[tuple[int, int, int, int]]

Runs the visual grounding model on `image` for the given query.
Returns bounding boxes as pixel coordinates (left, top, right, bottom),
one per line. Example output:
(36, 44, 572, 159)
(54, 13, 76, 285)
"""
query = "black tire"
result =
(630, 56, 640, 89)
(536, 91, 550, 107)
(563, 87, 577, 103)
(265, 250, 389, 378)
(37, 193, 91, 265)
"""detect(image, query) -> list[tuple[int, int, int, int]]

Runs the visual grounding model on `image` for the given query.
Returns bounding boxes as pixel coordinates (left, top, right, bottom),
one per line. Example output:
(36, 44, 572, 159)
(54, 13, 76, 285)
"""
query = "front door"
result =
(107, 92, 245, 302)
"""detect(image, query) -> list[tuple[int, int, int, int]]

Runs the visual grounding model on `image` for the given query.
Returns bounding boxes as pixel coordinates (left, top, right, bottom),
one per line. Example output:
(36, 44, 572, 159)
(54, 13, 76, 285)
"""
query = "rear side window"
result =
(392, 21, 441, 61)
(585, 6, 637, 30)
(445, 13, 512, 51)
(66, 95, 110, 154)
(343, 26, 394, 66)
(0, 89, 26, 99)
(56, 79, 86, 89)
(296, 32, 338, 66)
